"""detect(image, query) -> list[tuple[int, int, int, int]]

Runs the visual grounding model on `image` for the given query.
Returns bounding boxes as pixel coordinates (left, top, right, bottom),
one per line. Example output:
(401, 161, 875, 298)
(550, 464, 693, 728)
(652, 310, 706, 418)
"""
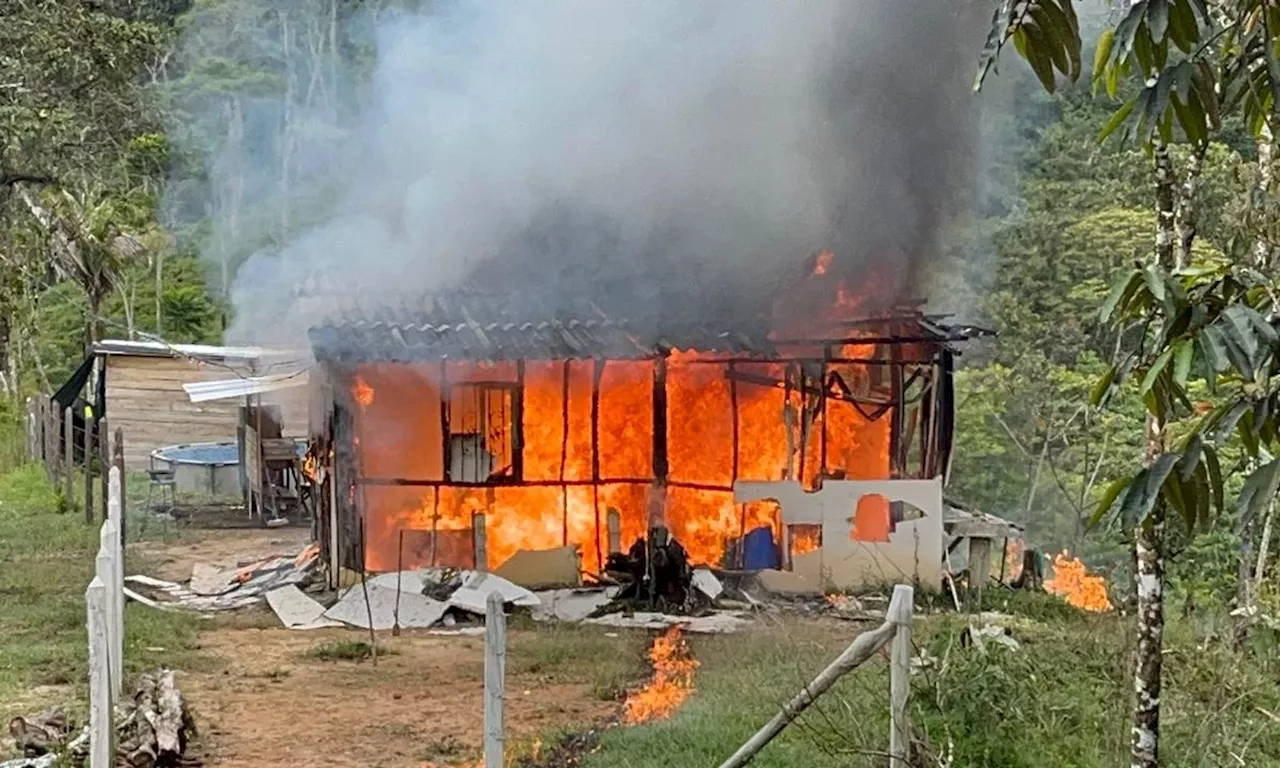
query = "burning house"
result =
(302, 252, 992, 589)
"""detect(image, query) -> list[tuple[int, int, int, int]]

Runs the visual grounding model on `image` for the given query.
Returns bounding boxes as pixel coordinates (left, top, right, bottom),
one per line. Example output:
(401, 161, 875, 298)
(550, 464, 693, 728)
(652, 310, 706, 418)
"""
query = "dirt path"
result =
(134, 527, 311, 581)
(181, 626, 629, 768)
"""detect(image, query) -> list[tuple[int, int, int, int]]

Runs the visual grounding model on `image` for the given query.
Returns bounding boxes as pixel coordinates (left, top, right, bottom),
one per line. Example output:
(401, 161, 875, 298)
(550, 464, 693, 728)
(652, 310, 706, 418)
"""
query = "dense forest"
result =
(0, 0, 1270, 609)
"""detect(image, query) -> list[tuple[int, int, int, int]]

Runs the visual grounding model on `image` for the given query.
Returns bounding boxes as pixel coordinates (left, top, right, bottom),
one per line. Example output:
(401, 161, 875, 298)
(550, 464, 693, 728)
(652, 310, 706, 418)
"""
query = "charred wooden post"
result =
(512, 360, 525, 482)
(473, 512, 488, 572)
(591, 358, 604, 571)
(652, 354, 669, 482)
(439, 360, 450, 480)
(607, 507, 621, 554)
(559, 360, 571, 546)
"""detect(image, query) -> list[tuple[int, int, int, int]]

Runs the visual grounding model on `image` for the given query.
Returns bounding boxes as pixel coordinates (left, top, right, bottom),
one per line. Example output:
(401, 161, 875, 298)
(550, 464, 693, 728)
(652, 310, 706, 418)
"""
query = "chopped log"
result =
(116, 669, 200, 768)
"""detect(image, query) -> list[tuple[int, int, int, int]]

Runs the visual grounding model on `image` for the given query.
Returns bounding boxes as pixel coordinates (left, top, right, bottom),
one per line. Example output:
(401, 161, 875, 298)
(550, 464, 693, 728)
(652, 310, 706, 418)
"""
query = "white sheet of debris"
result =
(692, 569, 724, 600)
(447, 571, 541, 614)
(323, 583, 448, 630)
(368, 568, 449, 595)
(531, 587, 618, 622)
(266, 585, 343, 630)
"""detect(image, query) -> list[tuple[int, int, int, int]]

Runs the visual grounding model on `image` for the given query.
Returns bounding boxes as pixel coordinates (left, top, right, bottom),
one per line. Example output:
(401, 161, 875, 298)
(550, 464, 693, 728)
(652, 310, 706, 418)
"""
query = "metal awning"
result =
(183, 372, 309, 403)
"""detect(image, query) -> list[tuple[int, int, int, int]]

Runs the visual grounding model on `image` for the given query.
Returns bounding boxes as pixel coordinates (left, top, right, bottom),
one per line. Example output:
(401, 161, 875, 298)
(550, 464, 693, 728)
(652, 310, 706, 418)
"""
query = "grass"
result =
(574, 592, 1280, 768)
(0, 463, 205, 719)
(304, 640, 398, 662)
(508, 622, 651, 702)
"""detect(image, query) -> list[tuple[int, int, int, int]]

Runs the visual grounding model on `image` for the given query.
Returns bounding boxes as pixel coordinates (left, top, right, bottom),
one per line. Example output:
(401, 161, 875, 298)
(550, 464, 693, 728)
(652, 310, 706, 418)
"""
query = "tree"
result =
(977, 2, 1280, 766)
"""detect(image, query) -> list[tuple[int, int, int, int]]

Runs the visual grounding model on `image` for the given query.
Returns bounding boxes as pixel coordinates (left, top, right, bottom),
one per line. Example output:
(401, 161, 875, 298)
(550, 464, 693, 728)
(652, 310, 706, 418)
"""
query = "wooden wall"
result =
(104, 355, 308, 470)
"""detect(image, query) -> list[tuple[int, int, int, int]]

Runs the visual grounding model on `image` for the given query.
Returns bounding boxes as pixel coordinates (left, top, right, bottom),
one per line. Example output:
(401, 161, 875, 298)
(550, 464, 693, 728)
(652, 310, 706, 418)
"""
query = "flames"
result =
(353, 376, 375, 407)
(1045, 551, 1113, 613)
(347, 252, 906, 573)
(624, 627, 699, 724)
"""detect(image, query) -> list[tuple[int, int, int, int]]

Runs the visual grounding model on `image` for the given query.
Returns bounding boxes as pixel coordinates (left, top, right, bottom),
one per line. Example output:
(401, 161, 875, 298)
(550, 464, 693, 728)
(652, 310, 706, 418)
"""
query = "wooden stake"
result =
(83, 418, 95, 524)
(607, 508, 621, 555)
(64, 407, 75, 516)
(98, 418, 110, 522)
(358, 518, 377, 666)
(392, 530, 404, 637)
(888, 584, 914, 767)
(113, 427, 126, 565)
(484, 591, 506, 768)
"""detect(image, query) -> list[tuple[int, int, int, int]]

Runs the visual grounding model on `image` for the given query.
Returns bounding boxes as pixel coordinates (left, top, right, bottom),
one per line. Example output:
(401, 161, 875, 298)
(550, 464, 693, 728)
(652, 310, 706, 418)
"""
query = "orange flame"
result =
(1045, 551, 1113, 612)
(353, 376, 375, 407)
(623, 627, 699, 724)
(353, 251, 906, 573)
(302, 453, 319, 482)
(790, 524, 821, 556)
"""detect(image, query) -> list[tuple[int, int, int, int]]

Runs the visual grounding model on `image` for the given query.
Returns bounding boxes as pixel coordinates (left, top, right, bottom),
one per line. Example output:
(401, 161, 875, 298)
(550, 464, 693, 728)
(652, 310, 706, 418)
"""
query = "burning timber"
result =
(301, 255, 993, 588)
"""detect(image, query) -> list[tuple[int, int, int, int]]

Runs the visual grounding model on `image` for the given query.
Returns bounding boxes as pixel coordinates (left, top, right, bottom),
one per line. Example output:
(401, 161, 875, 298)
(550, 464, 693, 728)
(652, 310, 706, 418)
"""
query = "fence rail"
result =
(85, 467, 126, 768)
(718, 584, 916, 768)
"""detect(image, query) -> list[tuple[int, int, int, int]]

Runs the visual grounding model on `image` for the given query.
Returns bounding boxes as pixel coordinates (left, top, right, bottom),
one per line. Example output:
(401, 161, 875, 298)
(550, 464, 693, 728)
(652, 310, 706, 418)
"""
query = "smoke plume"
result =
(171, 0, 984, 348)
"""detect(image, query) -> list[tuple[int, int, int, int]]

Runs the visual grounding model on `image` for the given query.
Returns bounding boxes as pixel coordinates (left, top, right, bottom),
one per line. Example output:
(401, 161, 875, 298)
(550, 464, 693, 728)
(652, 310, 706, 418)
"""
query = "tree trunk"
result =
(1131, 140, 1177, 768)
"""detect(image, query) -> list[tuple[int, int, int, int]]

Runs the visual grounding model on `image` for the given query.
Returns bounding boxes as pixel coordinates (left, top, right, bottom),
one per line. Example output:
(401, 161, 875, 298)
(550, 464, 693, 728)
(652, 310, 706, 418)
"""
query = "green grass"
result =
(0, 463, 204, 719)
(576, 594, 1280, 768)
(303, 640, 398, 662)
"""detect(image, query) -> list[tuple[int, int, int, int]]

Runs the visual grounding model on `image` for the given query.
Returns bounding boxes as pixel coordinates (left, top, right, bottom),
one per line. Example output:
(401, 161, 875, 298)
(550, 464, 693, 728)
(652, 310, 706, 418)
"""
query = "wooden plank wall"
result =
(104, 355, 308, 470)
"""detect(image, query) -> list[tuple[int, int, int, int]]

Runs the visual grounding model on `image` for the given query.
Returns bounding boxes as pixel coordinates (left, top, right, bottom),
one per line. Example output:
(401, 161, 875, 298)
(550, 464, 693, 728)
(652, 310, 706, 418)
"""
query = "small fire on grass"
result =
(1045, 551, 1113, 613)
(623, 626, 699, 725)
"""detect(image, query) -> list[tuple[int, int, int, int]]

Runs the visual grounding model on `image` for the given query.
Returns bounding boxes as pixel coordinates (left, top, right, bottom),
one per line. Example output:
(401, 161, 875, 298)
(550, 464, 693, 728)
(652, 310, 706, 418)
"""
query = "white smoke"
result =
(170, 1, 984, 349)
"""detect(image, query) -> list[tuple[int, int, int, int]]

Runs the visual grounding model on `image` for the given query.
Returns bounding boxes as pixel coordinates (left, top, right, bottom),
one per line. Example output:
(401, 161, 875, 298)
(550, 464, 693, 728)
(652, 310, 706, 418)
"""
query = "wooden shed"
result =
(92, 340, 308, 470)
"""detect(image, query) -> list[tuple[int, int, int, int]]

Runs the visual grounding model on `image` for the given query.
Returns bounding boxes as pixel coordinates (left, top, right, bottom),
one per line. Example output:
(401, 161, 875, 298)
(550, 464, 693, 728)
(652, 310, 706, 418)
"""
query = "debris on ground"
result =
(126, 545, 320, 612)
(585, 611, 749, 634)
(265, 585, 342, 630)
(494, 547, 582, 590)
(2, 671, 199, 768)
(751, 568, 821, 597)
(531, 588, 618, 622)
(5, 708, 81, 767)
(962, 623, 1021, 652)
(691, 569, 723, 601)
(322, 583, 448, 630)
(117, 669, 201, 767)
(447, 571, 542, 614)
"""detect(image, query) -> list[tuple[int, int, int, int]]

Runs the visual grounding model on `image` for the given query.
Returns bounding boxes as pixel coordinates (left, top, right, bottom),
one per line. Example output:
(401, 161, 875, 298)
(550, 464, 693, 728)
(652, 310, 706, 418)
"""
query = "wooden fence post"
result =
(113, 429, 126, 561)
(41, 397, 53, 481)
(96, 524, 122, 698)
(484, 591, 506, 768)
(64, 407, 75, 515)
(99, 418, 110, 523)
(84, 419, 95, 524)
(110, 466, 126, 579)
(26, 397, 36, 461)
(85, 577, 113, 768)
(888, 583, 914, 768)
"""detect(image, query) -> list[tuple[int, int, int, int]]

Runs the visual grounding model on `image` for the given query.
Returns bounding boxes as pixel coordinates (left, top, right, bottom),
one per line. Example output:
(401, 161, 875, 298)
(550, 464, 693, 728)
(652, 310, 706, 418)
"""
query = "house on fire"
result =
(302, 257, 998, 590)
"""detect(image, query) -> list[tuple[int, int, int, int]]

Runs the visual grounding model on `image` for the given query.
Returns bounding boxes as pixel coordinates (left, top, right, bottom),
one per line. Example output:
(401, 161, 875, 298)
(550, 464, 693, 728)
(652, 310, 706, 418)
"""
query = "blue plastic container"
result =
(742, 526, 780, 570)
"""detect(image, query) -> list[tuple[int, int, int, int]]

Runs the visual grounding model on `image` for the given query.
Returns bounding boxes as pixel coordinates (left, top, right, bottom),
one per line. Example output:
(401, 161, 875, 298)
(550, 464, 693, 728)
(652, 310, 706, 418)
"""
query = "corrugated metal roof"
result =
(303, 289, 979, 364)
(183, 372, 310, 403)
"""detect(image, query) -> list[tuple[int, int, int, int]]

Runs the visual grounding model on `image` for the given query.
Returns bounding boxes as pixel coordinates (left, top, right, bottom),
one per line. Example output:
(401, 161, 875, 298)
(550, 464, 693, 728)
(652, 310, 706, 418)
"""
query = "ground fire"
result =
(623, 627, 699, 724)
(1045, 551, 1113, 613)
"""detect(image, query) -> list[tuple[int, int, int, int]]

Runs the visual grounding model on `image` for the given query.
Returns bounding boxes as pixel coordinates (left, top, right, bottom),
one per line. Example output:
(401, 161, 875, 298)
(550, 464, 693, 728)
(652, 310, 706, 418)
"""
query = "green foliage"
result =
(1091, 261, 1280, 535)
